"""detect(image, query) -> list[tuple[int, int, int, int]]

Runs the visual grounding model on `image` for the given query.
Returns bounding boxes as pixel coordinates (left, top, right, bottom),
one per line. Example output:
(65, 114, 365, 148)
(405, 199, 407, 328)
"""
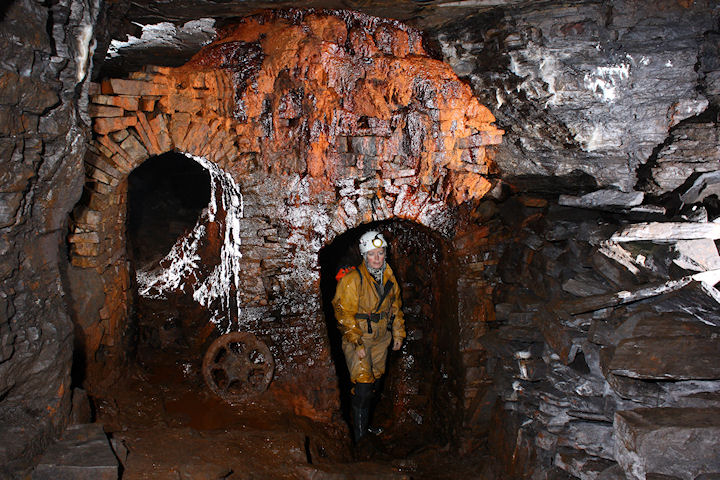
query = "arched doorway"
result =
(95, 151, 261, 433)
(126, 151, 213, 360)
(319, 220, 462, 454)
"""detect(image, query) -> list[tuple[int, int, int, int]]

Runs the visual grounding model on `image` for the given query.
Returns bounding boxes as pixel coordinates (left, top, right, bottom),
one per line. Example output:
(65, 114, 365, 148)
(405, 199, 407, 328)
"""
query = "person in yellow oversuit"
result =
(332, 230, 405, 442)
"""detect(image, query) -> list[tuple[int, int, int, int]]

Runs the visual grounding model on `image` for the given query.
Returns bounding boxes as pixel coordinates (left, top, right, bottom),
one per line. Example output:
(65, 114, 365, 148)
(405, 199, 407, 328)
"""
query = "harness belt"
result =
(355, 312, 389, 321)
(354, 278, 395, 334)
(354, 312, 390, 333)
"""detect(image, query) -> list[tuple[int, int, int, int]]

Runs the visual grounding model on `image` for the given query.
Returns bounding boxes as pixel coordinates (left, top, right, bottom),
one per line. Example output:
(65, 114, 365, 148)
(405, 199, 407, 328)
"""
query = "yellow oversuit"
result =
(332, 261, 406, 384)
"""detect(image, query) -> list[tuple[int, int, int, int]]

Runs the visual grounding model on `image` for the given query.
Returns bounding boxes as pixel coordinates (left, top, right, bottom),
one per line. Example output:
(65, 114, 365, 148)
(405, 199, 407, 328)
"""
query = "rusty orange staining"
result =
(74, 10, 504, 391)
(175, 9, 503, 197)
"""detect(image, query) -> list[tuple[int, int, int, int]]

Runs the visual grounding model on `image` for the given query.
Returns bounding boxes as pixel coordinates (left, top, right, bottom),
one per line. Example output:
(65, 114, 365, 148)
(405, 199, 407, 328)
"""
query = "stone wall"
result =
(480, 198, 720, 479)
(0, 0, 99, 475)
(429, 3, 720, 474)
(432, 0, 719, 194)
(67, 10, 504, 421)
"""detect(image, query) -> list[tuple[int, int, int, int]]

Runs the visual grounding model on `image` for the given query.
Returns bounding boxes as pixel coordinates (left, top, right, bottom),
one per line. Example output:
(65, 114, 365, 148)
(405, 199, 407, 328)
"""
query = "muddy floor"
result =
(94, 344, 497, 479)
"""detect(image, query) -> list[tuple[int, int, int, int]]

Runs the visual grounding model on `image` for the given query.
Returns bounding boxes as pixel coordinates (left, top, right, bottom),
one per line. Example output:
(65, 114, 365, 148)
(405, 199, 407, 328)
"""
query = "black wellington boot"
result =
(366, 380, 384, 436)
(352, 383, 373, 443)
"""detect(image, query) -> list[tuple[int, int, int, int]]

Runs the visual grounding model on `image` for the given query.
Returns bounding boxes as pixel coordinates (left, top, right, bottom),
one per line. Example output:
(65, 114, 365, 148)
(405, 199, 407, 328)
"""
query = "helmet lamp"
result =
(358, 230, 388, 254)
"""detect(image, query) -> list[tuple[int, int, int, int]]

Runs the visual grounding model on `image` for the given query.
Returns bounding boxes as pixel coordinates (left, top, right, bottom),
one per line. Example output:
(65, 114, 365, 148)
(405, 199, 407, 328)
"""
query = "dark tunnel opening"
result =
(319, 219, 462, 454)
(125, 152, 215, 380)
(127, 152, 211, 269)
(71, 152, 215, 393)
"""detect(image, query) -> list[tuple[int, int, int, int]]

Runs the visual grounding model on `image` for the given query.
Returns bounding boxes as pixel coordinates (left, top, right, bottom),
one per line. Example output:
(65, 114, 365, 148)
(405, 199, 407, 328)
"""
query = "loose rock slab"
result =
(559, 189, 644, 209)
(680, 171, 720, 205)
(673, 239, 720, 272)
(32, 423, 118, 480)
(614, 407, 720, 480)
(611, 222, 720, 243)
(609, 336, 720, 380)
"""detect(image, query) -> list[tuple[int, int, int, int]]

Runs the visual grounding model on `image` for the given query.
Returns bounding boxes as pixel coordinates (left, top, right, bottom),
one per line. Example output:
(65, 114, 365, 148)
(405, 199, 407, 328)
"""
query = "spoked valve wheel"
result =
(202, 332, 274, 403)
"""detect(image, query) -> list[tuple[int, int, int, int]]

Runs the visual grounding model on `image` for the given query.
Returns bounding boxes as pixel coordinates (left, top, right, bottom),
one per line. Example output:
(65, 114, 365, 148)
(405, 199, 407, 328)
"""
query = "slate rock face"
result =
(609, 336, 720, 381)
(0, 0, 95, 476)
(31, 423, 118, 480)
(614, 407, 720, 480)
(648, 121, 720, 195)
(432, 0, 718, 193)
(481, 194, 720, 480)
(605, 310, 720, 382)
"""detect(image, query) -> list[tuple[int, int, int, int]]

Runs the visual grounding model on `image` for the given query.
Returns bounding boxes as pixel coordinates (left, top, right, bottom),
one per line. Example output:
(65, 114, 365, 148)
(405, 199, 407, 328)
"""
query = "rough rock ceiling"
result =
(97, 0, 523, 77)
(119, 0, 523, 26)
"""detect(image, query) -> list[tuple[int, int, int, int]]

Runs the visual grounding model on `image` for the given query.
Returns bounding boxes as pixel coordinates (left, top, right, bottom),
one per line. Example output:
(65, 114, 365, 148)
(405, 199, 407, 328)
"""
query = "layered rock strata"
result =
(0, 0, 99, 475)
(483, 199, 720, 480)
(433, 0, 719, 194)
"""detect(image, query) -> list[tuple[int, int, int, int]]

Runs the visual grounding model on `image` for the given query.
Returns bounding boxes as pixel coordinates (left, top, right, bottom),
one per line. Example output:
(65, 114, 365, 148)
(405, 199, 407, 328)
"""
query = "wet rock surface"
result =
(0, 0, 97, 475)
(433, 0, 719, 194)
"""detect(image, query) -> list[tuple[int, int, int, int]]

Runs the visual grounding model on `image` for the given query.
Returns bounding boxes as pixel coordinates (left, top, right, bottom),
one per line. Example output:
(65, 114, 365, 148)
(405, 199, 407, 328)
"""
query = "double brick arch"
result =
(68, 10, 503, 413)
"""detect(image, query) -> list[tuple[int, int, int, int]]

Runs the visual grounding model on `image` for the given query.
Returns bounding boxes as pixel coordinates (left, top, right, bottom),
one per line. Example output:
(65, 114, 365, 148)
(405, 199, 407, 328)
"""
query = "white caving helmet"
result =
(359, 230, 387, 255)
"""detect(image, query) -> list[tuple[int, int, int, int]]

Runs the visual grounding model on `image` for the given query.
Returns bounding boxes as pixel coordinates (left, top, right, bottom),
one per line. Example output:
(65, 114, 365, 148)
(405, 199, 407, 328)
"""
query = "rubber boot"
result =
(351, 383, 373, 443)
(366, 380, 384, 436)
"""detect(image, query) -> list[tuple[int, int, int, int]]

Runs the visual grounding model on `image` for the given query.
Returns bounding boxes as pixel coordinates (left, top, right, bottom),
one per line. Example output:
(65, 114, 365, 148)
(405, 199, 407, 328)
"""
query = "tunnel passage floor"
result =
(93, 345, 497, 479)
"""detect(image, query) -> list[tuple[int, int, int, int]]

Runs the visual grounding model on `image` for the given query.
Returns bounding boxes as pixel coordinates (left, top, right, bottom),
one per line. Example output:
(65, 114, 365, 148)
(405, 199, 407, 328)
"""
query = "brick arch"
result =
(70, 72, 237, 268)
(320, 184, 457, 248)
(68, 10, 503, 409)
(67, 68, 243, 384)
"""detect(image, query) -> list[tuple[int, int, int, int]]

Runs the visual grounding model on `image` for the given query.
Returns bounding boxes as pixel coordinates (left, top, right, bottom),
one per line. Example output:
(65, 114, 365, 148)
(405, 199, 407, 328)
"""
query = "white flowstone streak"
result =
(283, 175, 330, 293)
(583, 63, 630, 102)
(136, 155, 244, 332)
(508, 44, 561, 107)
(75, 23, 94, 83)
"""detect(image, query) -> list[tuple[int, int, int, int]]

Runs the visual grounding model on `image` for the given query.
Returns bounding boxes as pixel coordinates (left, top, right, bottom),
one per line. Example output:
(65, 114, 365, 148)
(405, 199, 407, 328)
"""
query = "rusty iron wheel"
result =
(202, 331, 274, 403)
